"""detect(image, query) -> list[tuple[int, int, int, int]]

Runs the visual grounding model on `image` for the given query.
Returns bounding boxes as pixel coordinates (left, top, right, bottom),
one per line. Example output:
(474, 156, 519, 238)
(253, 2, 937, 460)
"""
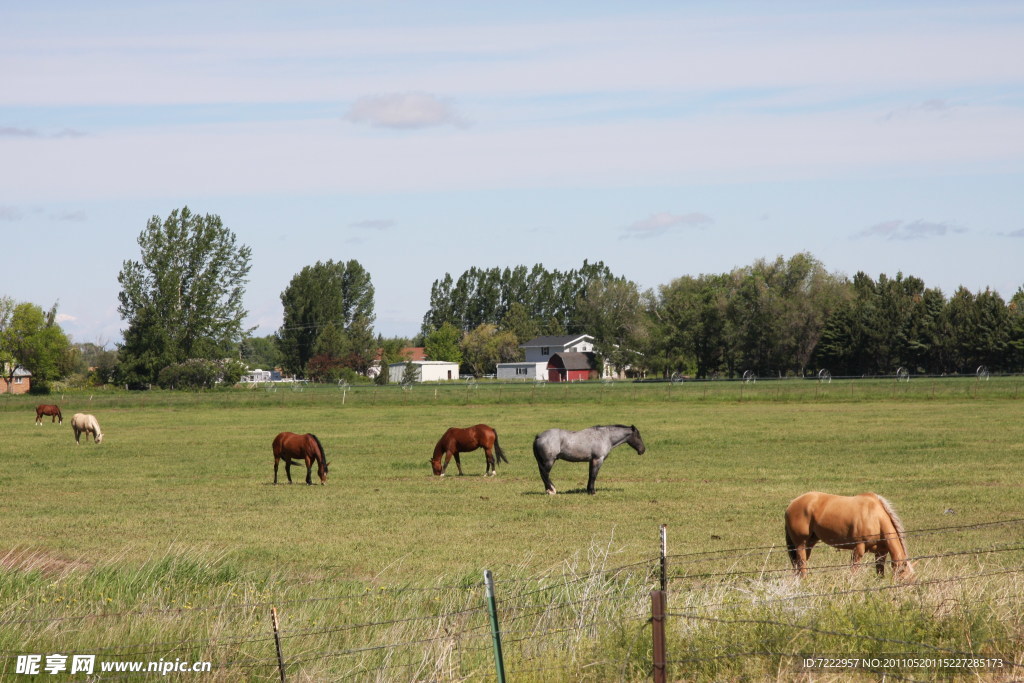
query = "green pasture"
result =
(1, 379, 1022, 680)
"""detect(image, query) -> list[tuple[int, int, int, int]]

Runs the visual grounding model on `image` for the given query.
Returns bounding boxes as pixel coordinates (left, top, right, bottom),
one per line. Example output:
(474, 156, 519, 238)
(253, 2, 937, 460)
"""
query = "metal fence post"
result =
(659, 524, 668, 593)
(484, 570, 506, 683)
(650, 590, 667, 683)
(271, 606, 286, 683)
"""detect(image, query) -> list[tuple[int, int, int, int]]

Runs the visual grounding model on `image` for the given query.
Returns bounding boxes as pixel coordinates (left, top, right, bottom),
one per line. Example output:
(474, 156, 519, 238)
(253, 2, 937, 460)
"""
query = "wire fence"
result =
(1, 519, 1021, 681)
(5, 371, 1024, 413)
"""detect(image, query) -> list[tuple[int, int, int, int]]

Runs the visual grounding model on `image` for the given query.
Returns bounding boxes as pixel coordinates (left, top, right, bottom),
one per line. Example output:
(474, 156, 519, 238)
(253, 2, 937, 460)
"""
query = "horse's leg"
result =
(273, 456, 280, 485)
(875, 551, 887, 577)
(305, 457, 313, 485)
(285, 460, 293, 484)
(586, 457, 603, 495)
(484, 447, 495, 476)
(537, 457, 556, 495)
(453, 453, 465, 476)
(850, 543, 866, 573)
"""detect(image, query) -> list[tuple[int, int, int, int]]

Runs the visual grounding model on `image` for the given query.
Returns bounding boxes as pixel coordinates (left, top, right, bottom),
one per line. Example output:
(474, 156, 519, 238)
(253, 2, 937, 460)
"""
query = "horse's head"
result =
(95, 432, 104, 445)
(894, 558, 915, 582)
(318, 460, 330, 484)
(429, 457, 444, 476)
(628, 425, 646, 455)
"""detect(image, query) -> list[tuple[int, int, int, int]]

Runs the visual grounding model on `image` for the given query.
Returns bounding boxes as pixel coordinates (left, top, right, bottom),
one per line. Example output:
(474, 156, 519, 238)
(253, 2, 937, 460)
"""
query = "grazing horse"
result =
(784, 491, 914, 580)
(35, 404, 63, 425)
(533, 424, 645, 495)
(272, 432, 329, 485)
(71, 413, 103, 444)
(431, 424, 508, 477)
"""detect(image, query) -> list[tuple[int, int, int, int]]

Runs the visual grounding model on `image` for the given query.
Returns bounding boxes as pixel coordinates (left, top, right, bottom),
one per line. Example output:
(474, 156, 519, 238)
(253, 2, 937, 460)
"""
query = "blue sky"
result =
(2, 1, 1023, 344)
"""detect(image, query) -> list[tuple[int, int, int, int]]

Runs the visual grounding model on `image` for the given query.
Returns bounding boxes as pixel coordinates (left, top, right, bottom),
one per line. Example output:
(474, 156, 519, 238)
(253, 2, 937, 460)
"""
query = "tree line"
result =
(3, 208, 1022, 393)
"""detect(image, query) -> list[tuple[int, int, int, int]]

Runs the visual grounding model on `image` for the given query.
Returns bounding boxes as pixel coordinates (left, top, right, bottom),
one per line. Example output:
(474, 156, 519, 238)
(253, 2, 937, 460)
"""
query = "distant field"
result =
(1, 379, 1022, 680)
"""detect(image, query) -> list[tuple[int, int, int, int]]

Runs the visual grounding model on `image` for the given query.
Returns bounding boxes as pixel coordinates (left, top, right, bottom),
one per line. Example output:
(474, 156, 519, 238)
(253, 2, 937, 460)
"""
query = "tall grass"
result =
(1, 540, 1020, 681)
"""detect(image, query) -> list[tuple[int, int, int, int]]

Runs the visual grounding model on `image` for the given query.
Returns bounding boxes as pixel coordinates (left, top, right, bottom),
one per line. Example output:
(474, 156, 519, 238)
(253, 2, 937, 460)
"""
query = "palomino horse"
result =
(784, 491, 914, 580)
(35, 404, 63, 425)
(431, 424, 508, 476)
(71, 413, 103, 444)
(272, 432, 329, 485)
(533, 424, 645, 495)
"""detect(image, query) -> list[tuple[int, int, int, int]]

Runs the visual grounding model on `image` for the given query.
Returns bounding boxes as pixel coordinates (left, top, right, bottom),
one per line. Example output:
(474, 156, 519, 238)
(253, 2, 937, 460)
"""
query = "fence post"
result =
(659, 524, 668, 593)
(484, 570, 506, 683)
(271, 606, 286, 683)
(650, 590, 667, 683)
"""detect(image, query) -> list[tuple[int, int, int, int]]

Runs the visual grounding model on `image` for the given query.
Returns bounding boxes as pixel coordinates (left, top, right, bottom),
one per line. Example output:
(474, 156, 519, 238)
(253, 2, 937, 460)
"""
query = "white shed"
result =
(495, 362, 547, 381)
(388, 360, 460, 383)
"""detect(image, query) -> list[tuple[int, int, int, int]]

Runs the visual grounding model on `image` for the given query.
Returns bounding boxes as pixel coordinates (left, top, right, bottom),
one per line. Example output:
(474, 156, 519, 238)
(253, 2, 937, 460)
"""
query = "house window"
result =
(516, 367, 527, 376)
(541, 347, 549, 356)
(14, 377, 23, 384)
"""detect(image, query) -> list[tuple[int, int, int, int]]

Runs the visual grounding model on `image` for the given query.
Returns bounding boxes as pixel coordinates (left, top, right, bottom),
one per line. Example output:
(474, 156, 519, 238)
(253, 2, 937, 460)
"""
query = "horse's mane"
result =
(876, 495, 908, 551)
(308, 433, 327, 472)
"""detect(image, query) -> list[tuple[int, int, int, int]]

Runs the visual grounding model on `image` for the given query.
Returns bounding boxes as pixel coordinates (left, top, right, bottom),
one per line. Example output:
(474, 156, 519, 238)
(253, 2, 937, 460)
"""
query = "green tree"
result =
(117, 207, 253, 384)
(423, 322, 462, 364)
(460, 323, 519, 377)
(575, 278, 649, 377)
(375, 336, 410, 385)
(0, 300, 76, 390)
(239, 334, 282, 370)
(277, 259, 375, 376)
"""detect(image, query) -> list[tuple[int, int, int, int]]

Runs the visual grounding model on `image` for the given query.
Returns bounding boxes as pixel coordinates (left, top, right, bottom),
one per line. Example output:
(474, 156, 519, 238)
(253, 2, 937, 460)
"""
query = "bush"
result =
(157, 359, 221, 390)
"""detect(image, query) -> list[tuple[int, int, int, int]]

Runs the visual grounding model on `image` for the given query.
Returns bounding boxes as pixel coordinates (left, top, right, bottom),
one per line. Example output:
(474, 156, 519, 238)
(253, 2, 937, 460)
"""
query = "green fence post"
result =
(484, 569, 506, 683)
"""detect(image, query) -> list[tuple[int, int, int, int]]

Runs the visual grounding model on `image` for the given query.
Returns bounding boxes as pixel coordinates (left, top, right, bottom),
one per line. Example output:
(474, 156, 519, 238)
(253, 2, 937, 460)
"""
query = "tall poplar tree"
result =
(117, 207, 252, 384)
(276, 259, 375, 376)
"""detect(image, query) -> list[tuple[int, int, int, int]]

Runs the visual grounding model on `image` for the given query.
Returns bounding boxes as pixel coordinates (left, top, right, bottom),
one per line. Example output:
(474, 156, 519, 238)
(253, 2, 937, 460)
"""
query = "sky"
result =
(2, 1, 1023, 345)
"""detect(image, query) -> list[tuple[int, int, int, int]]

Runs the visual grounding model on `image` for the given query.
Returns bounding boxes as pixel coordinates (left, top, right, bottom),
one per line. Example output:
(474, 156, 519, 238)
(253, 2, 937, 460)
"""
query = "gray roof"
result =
(521, 334, 592, 348)
(548, 352, 596, 371)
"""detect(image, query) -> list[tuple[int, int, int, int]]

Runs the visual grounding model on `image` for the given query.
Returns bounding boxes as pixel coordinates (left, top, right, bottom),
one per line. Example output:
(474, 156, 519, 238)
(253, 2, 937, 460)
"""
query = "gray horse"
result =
(533, 424, 646, 495)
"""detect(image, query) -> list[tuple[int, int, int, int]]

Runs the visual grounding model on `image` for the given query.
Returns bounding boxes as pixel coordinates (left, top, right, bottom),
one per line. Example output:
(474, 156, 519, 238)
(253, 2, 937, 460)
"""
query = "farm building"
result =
(497, 335, 594, 381)
(239, 368, 282, 383)
(368, 347, 425, 379)
(1, 365, 31, 394)
(387, 360, 460, 383)
(498, 334, 618, 381)
(546, 352, 598, 382)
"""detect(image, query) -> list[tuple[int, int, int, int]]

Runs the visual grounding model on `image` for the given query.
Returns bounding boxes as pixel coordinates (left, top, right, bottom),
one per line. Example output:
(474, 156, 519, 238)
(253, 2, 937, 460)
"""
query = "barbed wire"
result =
(3, 520, 1021, 680)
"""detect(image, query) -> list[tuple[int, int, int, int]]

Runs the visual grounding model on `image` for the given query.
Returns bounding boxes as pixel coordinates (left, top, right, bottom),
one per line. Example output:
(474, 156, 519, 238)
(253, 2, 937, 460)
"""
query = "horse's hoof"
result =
(546, 488, 557, 495)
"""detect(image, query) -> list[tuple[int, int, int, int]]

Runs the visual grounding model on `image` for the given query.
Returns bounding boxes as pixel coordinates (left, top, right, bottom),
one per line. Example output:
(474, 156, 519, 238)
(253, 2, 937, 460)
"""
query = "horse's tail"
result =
(308, 433, 328, 471)
(494, 431, 509, 464)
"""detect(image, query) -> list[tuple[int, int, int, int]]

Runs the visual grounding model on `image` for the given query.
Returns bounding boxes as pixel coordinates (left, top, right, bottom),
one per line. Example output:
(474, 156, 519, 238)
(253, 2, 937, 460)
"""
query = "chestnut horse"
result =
(785, 491, 914, 580)
(35, 404, 63, 425)
(272, 432, 329, 485)
(431, 424, 508, 476)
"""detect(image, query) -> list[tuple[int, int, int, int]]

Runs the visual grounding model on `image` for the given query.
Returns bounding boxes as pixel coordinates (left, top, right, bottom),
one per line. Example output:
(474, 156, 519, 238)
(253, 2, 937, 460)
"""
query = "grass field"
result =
(1, 379, 1022, 680)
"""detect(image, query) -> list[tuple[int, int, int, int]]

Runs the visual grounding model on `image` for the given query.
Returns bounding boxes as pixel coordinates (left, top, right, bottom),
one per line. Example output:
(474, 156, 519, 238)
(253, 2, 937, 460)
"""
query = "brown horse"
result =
(272, 432, 329, 485)
(784, 491, 914, 580)
(35, 404, 63, 425)
(431, 424, 508, 477)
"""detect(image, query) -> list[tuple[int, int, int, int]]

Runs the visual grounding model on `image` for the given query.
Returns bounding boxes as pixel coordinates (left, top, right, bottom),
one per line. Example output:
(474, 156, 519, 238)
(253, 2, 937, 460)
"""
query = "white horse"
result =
(71, 413, 103, 444)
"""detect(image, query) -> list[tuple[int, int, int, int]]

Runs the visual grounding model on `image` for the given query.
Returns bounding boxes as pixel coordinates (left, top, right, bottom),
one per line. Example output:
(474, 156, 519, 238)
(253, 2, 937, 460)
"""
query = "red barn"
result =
(546, 352, 598, 382)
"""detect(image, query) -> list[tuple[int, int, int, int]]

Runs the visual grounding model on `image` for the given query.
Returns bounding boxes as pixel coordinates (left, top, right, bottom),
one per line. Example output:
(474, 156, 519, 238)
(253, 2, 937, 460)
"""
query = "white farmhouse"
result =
(496, 334, 598, 381)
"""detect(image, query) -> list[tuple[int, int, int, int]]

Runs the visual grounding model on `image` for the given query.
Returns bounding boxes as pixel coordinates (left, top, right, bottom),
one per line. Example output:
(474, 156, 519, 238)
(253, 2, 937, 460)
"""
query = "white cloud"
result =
(855, 219, 967, 241)
(349, 219, 395, 230)
(344, 93, 467, 130)
(622, 212, 714, 240)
